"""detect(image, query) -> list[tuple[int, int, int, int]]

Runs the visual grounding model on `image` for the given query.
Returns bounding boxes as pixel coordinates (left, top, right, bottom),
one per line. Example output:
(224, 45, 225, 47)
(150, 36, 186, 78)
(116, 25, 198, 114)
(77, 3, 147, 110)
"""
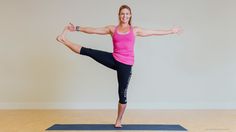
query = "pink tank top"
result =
(112, 26, 135, 65)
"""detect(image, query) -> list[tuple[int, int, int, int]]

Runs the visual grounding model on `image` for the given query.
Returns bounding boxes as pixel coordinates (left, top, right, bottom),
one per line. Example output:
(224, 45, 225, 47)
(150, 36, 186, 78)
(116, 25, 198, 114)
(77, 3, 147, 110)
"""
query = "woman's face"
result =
(119, 8, 131, 24)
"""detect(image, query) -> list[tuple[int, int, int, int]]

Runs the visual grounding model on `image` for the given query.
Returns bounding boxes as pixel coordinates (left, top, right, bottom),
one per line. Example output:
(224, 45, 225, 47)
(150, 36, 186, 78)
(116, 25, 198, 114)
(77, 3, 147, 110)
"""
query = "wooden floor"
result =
(0, 110, 235, 132)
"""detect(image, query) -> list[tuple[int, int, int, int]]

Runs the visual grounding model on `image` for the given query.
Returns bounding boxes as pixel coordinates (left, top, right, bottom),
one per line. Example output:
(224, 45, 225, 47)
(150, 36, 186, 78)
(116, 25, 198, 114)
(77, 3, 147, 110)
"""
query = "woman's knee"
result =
(118, 89, 128, 104)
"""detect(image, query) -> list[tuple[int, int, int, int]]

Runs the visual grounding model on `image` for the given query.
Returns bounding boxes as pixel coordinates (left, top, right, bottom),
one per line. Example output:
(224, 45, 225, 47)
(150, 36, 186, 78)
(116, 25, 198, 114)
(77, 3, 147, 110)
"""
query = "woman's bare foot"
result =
(56, 35, 64, 43)
(114, 120, 122, 128)
(56, 25, 82, 54)
(56, 26, 69, 44)
(60, 26, 69, 36)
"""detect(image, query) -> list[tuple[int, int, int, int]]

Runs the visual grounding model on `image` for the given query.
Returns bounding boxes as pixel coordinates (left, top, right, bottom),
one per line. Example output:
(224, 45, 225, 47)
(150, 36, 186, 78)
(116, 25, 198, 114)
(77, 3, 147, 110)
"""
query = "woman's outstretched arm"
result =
(134, 26, 182, 37)
(68, 23, 114, 35)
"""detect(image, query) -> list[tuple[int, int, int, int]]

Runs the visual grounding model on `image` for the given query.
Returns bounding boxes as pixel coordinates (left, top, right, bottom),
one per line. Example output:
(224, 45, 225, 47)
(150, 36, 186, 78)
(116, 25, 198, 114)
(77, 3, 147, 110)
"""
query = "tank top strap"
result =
(114, 25, 119, 33)
(130, 26, 133, 33)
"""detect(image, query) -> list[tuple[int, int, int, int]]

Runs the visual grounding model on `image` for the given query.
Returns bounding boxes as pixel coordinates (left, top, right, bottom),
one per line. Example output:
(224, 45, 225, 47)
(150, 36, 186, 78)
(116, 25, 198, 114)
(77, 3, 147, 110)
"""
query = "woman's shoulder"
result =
(105, 25, 116, 34)
(132, 26, 141, 34)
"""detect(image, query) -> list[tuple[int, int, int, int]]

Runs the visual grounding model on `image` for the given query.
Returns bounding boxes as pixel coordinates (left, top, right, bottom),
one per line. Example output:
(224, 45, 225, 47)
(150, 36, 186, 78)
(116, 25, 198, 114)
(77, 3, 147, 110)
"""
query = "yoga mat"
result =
(46, 124, 187, 131)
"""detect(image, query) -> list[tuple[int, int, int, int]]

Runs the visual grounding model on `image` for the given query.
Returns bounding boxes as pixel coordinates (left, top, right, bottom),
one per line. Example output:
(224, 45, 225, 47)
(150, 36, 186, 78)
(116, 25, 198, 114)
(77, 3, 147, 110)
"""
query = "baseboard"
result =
(0, 102, 236, 109)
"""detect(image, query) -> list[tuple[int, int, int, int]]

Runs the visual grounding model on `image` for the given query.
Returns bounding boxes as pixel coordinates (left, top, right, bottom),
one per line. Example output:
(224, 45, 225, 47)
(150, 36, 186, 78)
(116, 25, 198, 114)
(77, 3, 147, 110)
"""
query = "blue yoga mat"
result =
(46, 124, 187, 131)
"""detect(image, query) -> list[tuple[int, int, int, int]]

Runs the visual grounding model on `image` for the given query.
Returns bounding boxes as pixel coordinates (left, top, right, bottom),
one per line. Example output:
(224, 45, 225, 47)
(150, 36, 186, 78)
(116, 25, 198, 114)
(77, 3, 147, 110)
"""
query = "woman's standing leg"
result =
(115, 62, 132, 128)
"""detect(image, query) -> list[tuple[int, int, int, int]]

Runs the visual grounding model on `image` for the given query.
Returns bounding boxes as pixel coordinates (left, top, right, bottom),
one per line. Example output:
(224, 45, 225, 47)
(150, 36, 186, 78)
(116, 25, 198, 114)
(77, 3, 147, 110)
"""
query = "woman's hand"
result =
(171, 26, 183, 35)
(67, 22, 76, 32)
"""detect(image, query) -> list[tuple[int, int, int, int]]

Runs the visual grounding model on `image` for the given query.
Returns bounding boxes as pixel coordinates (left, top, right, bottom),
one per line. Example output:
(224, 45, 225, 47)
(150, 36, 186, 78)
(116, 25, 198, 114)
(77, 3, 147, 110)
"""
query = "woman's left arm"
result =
(134, 26, 182, 37)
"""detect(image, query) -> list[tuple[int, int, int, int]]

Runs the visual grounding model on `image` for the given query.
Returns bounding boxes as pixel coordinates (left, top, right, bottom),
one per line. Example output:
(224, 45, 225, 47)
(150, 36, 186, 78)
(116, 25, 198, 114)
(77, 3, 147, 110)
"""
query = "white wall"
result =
(0, 0, 236, 109)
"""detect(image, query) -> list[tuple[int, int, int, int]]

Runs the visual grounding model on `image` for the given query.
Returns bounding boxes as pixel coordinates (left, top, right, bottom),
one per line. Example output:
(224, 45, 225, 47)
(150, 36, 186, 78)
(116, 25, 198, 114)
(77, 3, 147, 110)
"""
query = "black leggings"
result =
(80, 47, 132, 104)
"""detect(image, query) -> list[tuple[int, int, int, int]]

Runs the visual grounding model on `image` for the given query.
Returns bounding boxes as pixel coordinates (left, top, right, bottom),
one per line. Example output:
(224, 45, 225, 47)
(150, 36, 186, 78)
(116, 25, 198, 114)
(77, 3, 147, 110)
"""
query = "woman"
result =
(57, 5, 182, 128)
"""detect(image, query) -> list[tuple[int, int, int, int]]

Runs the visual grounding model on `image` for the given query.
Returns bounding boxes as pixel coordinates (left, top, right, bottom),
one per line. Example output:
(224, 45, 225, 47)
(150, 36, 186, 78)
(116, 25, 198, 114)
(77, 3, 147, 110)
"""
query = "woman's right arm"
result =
(68, 23, 114, 35)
